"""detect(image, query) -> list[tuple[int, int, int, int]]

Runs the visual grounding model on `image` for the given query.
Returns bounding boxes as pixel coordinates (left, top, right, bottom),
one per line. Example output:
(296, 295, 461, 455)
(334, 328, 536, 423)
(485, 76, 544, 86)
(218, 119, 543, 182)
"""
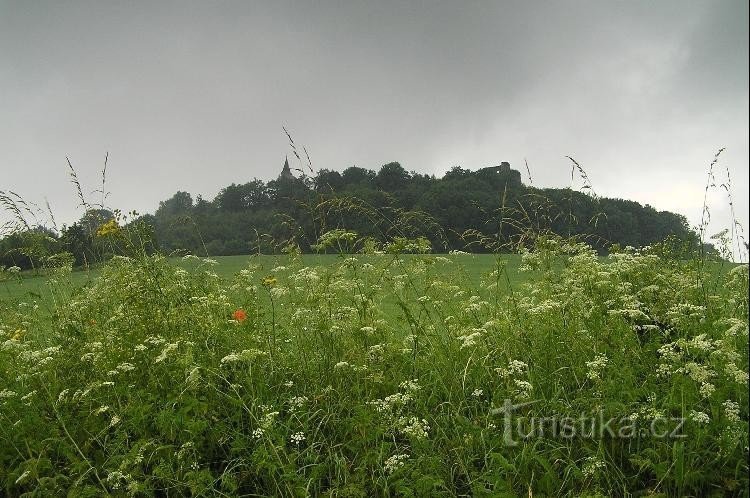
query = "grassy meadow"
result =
(0, 237, 748, 497)
(1, 254, 526, 304)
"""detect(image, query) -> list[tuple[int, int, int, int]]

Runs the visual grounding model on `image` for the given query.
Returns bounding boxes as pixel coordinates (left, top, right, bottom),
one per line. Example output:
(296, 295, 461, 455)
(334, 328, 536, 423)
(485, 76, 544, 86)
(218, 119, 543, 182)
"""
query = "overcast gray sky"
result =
(1, 0, 748, 249)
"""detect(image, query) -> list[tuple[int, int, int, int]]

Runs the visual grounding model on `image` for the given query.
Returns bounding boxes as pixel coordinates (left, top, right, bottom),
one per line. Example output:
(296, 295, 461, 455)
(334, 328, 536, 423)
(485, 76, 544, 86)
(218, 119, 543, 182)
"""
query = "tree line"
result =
(1, 162, 701, 270)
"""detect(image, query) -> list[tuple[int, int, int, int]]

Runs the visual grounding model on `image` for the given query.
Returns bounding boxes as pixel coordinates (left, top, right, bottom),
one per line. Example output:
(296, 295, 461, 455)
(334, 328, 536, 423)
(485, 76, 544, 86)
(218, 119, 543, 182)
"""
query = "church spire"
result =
(279, 155, 295, 180)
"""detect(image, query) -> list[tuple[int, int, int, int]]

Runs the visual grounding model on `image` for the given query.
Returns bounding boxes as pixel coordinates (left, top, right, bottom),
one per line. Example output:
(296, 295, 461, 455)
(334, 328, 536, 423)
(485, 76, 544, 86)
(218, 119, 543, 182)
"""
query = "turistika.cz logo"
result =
(491, 399, 686, 446)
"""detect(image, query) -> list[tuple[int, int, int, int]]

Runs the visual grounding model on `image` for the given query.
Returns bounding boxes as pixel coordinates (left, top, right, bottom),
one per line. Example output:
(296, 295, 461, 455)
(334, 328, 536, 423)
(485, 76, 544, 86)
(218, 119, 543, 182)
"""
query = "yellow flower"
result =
(261, 276, 277, 288)
(96, 219, 121, 237)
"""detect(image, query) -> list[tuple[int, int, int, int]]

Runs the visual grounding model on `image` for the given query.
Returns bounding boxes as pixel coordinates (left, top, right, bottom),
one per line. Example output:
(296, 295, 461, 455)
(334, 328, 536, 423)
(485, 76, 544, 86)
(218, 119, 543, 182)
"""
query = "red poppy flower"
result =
(232, 309, 247, 322)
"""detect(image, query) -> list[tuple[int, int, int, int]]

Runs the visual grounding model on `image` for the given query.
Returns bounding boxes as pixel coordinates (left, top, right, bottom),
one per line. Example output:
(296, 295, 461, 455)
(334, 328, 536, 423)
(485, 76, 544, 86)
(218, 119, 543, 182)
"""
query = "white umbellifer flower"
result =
(582, 457, 606, 478)
(0, 389, 17, 399)
(656, 363, 672, 377)
(154, 342, 178, 364)
(513, 380, 533, 400)
(334, 361, 351, 370)
(495, 360, 528, 378)
(360, 326, 376, 335)
(220, 353, 241, 365)
(399, 417, 430, 439)
(290, 432, 306, 445)
(586, 354, 608, 381)
(399, 379, 422, 393)
(94, 405, 110, 415)
(690, 410, 711, 425)
(682, 362, 714, 384)
(56, 389, 70, 404)
(458, 329, 483, 349)
(699, 382, 716, 398)
(117, 362, 136, 372)
(472, 389, 484, 398)
(270, 286, 289, 299)
(724, 363, 749, 386)
(384, 454, 410, 474)
(289, 396, 309, 410)
(723, 400, 741, 424)
(252, 428, 265, 439)
(261, 411, 279, 429)
(283, 380, 294, 387)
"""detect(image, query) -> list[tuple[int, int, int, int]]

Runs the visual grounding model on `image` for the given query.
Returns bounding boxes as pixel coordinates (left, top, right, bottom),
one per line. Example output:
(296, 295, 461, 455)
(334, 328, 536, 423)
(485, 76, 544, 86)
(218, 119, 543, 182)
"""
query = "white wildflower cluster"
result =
(399, 379, 422, 393)
(185, 367, 201, 388)
(270, 286, 289, 299)
(689, 410, 711, 425)
(289, 266, 320, 291)
(723, 362, 749, 386)
(686, 334, 715, 352)
(699, 382, 716, 398)
(722, 318, 748, 338)
(108, 362, 136, 376)
(360, 326, 376, 335)
(471, 388, 484, 398)
(94, 405, 110, 415)
(465, 295, 487, 312)
(495, 359, 533, 400)
(585, 354, 609, 381)
(723, 400, 741, 424)
(289, 396, 309, 411)
(398, 416, 430, 439)
(384, 454, 410, 474)
(367, 343, 385, 362)
(220, 348, 268, 366)
(19, 345, 62, 371)
(154, 342, 179, 364)
(290, 432, 306, 445)
(681, 362, 715, 384)
(457, 328, 484, 349)
(519, 248, 541, 272)
(106, 470, 133, 490)
(582, 457, 606, 478)
(512, 380, 533, 400)
(521, 298, 563, 316)
(71, 381, 115, 403)
(629, 395, 665, 422)
(369, 392, 413, 413)
(666, 303, 706, 327)
(495, 360, 528, 379)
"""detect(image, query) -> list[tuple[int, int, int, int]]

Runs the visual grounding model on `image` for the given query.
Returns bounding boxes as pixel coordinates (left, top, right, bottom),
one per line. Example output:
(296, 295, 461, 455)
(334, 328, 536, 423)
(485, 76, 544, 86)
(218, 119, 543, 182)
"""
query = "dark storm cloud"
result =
(1, 0, 747, 240)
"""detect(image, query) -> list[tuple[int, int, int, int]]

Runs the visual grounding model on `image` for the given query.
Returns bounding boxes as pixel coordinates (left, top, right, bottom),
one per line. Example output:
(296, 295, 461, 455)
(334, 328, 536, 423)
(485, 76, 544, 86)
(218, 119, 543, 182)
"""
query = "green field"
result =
(1, 253, 527, 303)
(1, 244, 747, 496)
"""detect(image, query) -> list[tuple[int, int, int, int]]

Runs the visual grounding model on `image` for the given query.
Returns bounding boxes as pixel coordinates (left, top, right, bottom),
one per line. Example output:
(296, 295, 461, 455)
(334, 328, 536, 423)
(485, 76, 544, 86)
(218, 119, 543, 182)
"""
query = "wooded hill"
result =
(150, 161, 694, 255)
(0, 161, 700, 269)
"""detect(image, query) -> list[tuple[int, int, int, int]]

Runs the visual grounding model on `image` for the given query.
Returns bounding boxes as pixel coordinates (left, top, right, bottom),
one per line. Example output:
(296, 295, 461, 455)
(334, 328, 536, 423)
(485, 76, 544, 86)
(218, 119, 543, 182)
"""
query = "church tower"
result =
(279, 156, 295, 180)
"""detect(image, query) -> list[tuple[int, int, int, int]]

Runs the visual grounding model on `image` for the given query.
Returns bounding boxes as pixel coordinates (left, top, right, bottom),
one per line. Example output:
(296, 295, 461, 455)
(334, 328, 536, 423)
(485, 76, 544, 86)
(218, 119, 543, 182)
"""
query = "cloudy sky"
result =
(1, 0, 748, 250)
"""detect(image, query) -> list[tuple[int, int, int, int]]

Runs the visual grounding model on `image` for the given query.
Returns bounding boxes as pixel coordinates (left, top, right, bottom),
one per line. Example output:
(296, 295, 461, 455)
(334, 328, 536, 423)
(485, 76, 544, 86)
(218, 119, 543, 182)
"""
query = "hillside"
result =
(151, 161, 695, 256)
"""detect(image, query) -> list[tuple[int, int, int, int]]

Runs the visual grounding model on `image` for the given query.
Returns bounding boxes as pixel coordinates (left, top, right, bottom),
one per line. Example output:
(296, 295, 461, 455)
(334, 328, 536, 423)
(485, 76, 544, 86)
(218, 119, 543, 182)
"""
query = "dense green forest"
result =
(1, 161, 699, 269)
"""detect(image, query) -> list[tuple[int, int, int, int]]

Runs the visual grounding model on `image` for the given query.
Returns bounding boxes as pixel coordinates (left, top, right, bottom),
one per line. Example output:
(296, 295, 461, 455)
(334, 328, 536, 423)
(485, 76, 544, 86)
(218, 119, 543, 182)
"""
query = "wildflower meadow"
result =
(0, 228, 747, 496)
